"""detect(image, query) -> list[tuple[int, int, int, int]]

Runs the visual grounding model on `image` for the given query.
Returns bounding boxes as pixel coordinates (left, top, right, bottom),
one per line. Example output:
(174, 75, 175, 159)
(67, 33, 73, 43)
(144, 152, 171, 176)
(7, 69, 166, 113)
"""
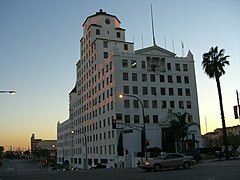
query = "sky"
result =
(1, 0, 240, 150)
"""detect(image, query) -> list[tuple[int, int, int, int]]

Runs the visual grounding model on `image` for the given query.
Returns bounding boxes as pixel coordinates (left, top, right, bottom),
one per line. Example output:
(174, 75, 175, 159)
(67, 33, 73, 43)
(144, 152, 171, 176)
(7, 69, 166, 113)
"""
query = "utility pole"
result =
(237, 89, 240, 123)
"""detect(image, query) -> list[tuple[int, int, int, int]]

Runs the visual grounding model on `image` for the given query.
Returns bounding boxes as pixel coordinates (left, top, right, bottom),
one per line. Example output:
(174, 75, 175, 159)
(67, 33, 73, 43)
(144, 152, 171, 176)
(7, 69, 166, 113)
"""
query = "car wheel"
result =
(183, 162, 190, 169)
(153, 164, 162, 171)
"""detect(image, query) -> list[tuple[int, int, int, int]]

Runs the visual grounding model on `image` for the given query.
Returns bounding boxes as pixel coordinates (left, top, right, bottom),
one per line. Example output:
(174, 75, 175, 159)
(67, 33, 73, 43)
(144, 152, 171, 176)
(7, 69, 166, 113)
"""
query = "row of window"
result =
(122, 59, 188, 71)
(123, 86, 191, 96)
(123, 100, 192, 109)
(122, 73, 190, 84)
(73, 130, 115, 146)
(117, 114, 193, 124)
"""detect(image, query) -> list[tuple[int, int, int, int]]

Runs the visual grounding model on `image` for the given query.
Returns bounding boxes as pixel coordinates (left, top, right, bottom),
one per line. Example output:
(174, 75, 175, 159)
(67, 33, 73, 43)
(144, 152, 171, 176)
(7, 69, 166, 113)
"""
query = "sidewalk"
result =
(201, 157, 240, 163)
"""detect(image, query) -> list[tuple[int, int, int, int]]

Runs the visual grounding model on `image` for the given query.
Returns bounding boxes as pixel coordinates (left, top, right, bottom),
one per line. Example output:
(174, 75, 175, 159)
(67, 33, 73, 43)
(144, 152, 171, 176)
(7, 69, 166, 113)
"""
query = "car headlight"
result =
(145, 161, 151, 165)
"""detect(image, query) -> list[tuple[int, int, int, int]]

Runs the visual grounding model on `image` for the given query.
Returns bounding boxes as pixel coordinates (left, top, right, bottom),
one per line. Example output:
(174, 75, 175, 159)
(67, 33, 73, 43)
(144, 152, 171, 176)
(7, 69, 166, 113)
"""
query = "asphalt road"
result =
(1, 159, 240, 180)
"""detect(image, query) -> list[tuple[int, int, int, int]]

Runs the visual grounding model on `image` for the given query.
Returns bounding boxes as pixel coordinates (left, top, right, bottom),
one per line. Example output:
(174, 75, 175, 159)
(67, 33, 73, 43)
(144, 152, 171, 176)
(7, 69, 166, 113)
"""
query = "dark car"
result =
(181, 149, 201, 163)
(90, 163, 107, 169)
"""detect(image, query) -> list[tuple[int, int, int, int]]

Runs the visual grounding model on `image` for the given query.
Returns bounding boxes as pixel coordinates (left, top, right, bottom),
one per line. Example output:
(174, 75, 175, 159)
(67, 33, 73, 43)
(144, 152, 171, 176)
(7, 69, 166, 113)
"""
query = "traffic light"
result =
(112, 119, 117, 129)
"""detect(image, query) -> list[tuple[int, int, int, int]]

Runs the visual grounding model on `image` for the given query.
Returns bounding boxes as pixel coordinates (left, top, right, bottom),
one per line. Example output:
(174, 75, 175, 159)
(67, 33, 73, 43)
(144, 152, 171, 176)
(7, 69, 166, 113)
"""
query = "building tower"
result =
(57, 9, 201, 169)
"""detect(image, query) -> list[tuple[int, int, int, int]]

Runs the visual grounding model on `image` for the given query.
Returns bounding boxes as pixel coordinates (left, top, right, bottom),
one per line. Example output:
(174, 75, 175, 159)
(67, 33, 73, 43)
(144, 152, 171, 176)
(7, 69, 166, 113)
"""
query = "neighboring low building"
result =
(30, 134, 42, 153)
(202, 125, 240, 147)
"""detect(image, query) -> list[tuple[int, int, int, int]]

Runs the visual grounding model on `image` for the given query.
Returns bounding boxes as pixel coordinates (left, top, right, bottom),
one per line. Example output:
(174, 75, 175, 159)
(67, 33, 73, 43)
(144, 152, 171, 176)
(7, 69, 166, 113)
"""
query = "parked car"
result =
(181, 149, 201, 163)
(140, 153, 194, 172)
(90, 163, 106, 169)
(71, 167, 82, 171)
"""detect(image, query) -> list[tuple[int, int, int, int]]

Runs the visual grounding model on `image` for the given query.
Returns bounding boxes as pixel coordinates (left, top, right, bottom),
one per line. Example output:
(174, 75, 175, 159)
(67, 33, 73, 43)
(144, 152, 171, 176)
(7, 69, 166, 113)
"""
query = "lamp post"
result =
(72, 130, 88, 170)
(80, 131, 88, 170)
(0, 90, 16, 95)
(119, 94, 147, 160)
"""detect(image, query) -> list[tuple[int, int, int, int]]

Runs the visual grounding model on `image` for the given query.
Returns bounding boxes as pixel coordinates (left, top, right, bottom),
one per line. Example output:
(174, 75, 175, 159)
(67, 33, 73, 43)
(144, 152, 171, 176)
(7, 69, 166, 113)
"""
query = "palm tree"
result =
(168, 112, 200, 152)
(202, 46, 230, 159)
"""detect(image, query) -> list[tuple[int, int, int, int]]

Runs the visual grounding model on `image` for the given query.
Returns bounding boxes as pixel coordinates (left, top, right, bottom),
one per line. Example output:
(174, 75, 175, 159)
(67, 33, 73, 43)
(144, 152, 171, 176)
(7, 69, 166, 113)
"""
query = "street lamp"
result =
(0, 90, 16, 95)
(119, 94, 147, 160)
(80, 131, 88, 170)
(72, 130, 88, 170)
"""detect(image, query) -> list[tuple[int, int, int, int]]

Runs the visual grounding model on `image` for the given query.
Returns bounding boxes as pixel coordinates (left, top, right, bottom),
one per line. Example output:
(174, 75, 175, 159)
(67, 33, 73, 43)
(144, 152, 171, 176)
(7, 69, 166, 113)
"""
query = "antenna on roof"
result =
(164, 36, 167, 49)
(141, 34, 144, 48)
(150, 4, 156, 46)
(172, 40, 175, 53)
(181, 41, 185, 57)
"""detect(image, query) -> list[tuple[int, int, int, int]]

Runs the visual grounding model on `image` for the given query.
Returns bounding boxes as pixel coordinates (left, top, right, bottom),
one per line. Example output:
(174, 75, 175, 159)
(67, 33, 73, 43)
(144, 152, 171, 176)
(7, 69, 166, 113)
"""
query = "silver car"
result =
(140, 153, 194, 171)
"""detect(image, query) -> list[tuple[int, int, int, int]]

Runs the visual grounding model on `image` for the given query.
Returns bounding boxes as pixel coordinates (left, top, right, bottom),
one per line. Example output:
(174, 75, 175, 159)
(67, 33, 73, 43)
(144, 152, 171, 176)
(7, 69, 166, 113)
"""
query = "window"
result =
(123, 73, 128, 81)
(116, 32, 121, 38)
(176, 63, 180, 71)
(187, 101, 192, 109)
(134, 115, 140, 123)
(142, 87, 148, 95)
(123, 86, 129, 94)
(167, 63, 171, 70)
(179, 101, 184, 109)
(168, 75, 173, 83)
(169, 88, 174, 96)
(131, 60, 137, 68)
(124, 100, 130, 108)
(177, 76, 181, 83)
(152, 100, 157, 108)
(170, 101, 175, 108)
(132, 86, 138, 94)
(183, 64, 188, 71)
(132, 73, 137, 81)
(103, 41, 108, 48)
(125, 115, 130, 123)
(124, 44, 128, 50)
(109, 61, 112, 70)
(150, 74, 155, 82)
(187, 114, 193, 123)
(178, 88, 183, 96)
(141, 61, 146, 69)
(103, 52, 108, 58)
(160, 75, 165, 82)
(96, 29, 100, 35)
(145, 115, 150, 123)
(186, 88, 191, 96)
(133, 100, 139, 108)
(142, 74, 147, 82)
(151, 87, 157, 95)
(161, 100, 167, 109)
(143, 100, 149, 108)
(184, 76, 189, 84)
(160, 88, 166, 95)
(122, 59, 128, 67)
(153, 115, 158, 123)
(116, 113, 122, 120)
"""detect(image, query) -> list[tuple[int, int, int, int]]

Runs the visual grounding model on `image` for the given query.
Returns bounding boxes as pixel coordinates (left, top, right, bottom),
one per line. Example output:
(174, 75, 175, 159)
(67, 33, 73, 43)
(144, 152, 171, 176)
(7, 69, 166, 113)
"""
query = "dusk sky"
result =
(1, 0, 240, 150)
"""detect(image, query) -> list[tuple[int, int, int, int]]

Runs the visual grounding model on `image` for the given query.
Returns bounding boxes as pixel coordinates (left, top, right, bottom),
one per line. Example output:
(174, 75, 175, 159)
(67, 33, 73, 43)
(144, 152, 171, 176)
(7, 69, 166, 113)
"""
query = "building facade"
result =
(202, 125, 240, 147)
(30, 134, 42, 153)
(57, 9, 201, 169)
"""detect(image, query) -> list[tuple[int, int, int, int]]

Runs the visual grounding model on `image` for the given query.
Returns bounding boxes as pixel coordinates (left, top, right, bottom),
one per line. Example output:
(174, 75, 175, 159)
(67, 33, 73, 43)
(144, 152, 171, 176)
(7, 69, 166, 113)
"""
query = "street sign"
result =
(123, 129, 133, 134)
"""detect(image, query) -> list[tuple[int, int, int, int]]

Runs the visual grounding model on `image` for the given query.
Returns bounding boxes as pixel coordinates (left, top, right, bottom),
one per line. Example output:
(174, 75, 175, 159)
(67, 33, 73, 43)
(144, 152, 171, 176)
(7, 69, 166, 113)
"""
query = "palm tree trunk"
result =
(215, 76, 230, 159)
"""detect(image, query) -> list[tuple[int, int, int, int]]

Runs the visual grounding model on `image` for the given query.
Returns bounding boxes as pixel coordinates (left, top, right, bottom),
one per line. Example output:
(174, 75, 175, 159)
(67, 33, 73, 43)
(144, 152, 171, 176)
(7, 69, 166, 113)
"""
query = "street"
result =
(1, 159, 240, 180)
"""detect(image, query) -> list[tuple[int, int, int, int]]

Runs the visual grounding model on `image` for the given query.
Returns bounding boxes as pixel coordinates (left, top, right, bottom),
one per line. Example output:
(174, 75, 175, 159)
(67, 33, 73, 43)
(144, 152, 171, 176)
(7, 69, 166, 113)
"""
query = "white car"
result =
(140, 153, 194, 171)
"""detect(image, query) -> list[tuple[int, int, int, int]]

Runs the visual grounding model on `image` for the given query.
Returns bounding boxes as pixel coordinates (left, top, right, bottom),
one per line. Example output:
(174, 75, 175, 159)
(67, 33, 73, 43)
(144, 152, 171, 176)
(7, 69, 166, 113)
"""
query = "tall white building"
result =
(57, 9, 201, 169)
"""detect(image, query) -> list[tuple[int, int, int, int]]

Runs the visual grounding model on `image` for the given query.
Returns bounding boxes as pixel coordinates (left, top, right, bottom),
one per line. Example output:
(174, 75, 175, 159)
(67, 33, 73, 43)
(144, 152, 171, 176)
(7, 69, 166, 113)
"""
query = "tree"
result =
(168, 112, 200, 152)
(202, 46, 230, 159)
